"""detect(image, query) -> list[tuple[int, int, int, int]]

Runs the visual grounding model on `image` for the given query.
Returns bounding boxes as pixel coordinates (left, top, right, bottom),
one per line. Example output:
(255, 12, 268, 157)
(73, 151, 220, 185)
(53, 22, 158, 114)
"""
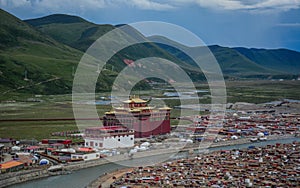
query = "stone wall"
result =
(0, 169, 50, 188)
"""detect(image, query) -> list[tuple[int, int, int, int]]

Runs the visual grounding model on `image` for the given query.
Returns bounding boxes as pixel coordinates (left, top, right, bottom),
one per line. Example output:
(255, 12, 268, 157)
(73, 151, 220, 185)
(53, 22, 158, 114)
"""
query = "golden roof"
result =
(130, 109, 141, 112)
(137, 106, 155, 110)
(123, 97, 147, 103)
(159, 106, 172, 110)
(105, 111, 117, 115)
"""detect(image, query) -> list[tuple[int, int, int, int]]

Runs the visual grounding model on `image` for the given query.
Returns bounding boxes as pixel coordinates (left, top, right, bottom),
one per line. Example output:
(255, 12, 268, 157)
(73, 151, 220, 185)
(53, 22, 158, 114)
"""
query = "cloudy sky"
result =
(1, 0, 300, 51)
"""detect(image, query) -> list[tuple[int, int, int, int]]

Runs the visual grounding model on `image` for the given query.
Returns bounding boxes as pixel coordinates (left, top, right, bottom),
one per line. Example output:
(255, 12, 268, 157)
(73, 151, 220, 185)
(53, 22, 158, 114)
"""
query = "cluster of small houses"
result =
(0, 136, 150, 174)
(0, 138, 52, 173)
(224, 113, 300, 136)
(110, 142, 300, 187)
(186, 112, 300, 142)
(51, 130, 82, 138)
(1, 111, 300, 174)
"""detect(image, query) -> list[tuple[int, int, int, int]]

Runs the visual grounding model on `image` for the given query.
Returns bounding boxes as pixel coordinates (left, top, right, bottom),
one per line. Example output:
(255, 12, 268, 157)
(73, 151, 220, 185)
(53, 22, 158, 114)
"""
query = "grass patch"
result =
(1, 80, 300, 140)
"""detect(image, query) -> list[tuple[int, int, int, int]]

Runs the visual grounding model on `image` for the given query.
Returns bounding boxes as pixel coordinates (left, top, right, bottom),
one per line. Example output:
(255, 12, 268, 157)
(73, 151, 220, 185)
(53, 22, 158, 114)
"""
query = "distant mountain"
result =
(148, 36, 281, 77)
(0, 9, 299, 99)
(25, 14, 201, 79)
(208, 45, 281, 76)
(234, 47, 300, 74)
(26, 14, 300, 78)
(25, 14, 115, 52)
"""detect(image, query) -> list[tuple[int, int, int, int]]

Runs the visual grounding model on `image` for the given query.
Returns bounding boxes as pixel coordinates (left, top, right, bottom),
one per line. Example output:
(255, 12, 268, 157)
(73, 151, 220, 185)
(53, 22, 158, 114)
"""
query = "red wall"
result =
(132, 119, 171, 138)
(103, 111, 171, 138)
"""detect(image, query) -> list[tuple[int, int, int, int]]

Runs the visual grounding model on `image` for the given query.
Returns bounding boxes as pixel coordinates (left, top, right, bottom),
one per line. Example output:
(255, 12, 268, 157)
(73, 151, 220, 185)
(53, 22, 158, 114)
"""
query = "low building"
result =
(41, 139, 72, 145)
(70, 147, 99, 161)
(15, 153, 36, 166)
(0, 138, 16, 147)
(71, 152, 100, 161)
(0, 161, 24, 173)
(84, 126, 134, 149)
(25, 146, 44, 153)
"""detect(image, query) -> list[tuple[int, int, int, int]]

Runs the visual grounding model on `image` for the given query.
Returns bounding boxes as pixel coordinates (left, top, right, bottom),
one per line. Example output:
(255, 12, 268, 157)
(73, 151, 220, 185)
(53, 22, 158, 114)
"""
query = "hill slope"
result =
(209, 45, 281, 76)
(234, 47, 300, 74)
(25, 14, 201, 80)
(0, 11, 201, 99)
(0, 9, 83, 97)
(148, 36, 281, 77)
(25, 14, 115, 52)
(1, 10, 299, 99)
(26, 15, 287, 79)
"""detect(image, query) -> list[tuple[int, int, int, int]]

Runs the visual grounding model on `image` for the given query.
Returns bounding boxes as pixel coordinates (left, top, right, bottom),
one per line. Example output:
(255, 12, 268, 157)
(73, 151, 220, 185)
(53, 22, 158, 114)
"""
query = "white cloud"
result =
(0, 0, 111, 15)
(173, 0, 300, 12)
(251, 0, 300, 11)
(0, 0, 32, 9)
(276, 23, 300, 27)
(0, 0, 175, 12)
(0, 0, 299, 12)
(127, 0, 175, 11)
(34, 0, 107, 12)
(187, 0, 250, 10)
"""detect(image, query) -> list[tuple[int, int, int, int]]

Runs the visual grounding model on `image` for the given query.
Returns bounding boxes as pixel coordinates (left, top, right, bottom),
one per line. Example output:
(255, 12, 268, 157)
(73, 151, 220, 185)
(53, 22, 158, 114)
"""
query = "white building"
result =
(71, 152, 99, 161)
(84, 126, 134, 149)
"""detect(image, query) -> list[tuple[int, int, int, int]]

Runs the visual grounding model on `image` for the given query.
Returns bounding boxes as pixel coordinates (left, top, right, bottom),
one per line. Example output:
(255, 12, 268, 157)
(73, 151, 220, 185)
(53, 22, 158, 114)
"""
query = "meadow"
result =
(0, 80, 299, 140)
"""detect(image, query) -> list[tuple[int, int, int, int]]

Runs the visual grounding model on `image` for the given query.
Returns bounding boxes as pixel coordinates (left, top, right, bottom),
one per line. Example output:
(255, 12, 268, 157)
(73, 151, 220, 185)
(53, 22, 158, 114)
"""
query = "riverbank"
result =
(2, 134, 297, 188)
(87, 168, 133, 188)
(60, 134, 298, 172)
(0, 168, 70, 188)
(87, 134, 298, 188)
(105, 142, 300, 187)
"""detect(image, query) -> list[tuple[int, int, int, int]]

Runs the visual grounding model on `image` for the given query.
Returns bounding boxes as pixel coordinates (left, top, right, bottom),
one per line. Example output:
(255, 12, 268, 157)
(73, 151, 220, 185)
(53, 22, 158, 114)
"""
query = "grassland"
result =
(226, 80, 300, 103)
(0, 80, 300, 140)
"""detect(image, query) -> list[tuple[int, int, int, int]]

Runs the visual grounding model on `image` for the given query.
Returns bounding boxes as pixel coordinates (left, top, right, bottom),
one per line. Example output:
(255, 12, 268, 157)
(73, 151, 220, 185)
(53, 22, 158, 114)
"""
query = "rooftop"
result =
(86, 126, 128, 131)
(76, 147, 94, 153)
(123, 97, 147, 104)
(0, 161, 23, 169)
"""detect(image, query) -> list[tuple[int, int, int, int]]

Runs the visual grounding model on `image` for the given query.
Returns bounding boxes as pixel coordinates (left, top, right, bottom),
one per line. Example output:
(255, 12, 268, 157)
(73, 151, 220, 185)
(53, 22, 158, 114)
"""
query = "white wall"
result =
(103, 135, 134, 149)
(85, 134, 134, 149)
(71, 152, 99, 161)
(85, 138, 103, 148)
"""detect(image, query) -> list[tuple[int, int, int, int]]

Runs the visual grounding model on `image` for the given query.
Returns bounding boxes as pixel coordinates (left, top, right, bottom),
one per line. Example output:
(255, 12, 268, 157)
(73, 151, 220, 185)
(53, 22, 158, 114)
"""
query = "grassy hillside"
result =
(1, 10, 299, 100)
(25, 14, 115, 52)
(148, 36, 280, 77)
(25, 14, 205, 81)
(26, 14, 300, 80)
(234, 47, 300, 74)
(208, 45, 280, 76)
(0, 9, 84, 99)
(0, 11, 200, 100)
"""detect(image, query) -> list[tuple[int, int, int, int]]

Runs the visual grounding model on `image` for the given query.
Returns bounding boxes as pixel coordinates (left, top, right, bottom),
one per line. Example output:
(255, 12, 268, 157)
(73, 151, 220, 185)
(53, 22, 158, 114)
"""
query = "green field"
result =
(1, 80, 300, 140)
(226, 80, 300, 103)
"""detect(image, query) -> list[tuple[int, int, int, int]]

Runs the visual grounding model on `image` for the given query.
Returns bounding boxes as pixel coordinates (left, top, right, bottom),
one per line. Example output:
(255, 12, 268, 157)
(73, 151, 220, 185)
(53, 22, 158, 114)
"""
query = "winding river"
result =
(9, 137, 300, 188)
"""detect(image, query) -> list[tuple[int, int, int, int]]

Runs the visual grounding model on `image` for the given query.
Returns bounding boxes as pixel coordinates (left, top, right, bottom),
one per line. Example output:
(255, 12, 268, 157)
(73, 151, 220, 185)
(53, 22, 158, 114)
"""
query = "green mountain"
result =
(1, 9, 299, 99)
(234, 47, 300, 74)
(25, 14, 201, 80)
(25, 14, 115, 52)
(0, 11, 199, 99)
(208, 45, 281, 76)
(0, 9, 84, 97)
(26, 14, 300, 79)
(148, 36, 281, 77)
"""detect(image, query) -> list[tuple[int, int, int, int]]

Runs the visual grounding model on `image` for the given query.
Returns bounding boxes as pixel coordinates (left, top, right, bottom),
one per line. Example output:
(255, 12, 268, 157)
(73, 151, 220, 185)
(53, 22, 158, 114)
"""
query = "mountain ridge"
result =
(0, 9, 299, 99)
(25, 14, 115, 52)
(234, 47, 300, 74)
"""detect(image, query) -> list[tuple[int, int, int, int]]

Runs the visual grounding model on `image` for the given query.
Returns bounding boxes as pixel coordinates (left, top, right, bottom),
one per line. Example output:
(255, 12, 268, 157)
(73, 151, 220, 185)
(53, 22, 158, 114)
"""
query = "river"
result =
(9, 137, 300, 188)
